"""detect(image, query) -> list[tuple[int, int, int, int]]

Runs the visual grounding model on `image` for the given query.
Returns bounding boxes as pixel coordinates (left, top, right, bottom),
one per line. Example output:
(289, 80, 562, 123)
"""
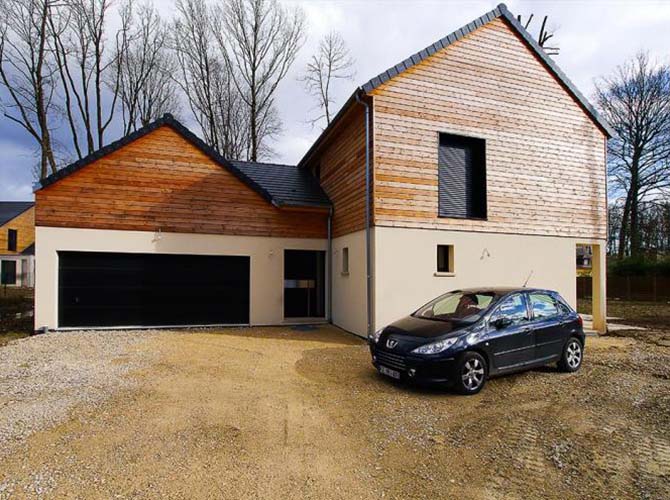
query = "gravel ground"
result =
(0, 330, 158, 459)
(0, 326, 668, 499)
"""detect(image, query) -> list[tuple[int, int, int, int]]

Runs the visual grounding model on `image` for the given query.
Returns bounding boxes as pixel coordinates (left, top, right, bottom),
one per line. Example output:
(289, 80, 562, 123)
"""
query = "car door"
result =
(486, 293, 535, 372)
(528, 292, 566, 362)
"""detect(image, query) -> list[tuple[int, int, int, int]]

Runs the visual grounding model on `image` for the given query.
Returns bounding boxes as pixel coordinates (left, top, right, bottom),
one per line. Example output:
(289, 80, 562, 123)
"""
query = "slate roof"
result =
(36, 114, 331, 210)
(229, 160, 331, 208)
(0, 201, 34, 226)
(21, 243, 35, 255)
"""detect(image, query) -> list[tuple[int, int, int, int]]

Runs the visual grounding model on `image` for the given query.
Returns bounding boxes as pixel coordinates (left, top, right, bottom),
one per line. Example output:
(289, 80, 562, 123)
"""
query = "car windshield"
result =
(413, 291, 498, 322)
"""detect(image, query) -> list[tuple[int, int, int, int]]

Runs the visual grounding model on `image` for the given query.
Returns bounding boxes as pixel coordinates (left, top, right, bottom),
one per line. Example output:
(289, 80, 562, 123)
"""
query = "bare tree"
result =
(173, 0, 248, 159)
(215, 0, 305, 161)
(517, 14, 559, 56)
(0, 0, 58, 178)
(49, 0, 130, 158)
(300, 31, 354, 128)
(595, 53, 670, 258)
(115, 1, 179, 133)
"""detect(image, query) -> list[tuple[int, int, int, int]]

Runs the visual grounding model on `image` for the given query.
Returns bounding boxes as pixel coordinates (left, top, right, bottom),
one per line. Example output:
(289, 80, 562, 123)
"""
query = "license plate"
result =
(379, 365, 401, 379)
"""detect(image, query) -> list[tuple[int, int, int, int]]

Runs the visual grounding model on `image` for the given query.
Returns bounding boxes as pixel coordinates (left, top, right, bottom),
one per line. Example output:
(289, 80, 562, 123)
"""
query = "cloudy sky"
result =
(2, 0, 670, 201)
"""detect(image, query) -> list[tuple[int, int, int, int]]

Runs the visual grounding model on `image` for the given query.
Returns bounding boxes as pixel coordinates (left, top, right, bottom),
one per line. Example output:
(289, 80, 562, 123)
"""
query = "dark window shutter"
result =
(438, 134, 486, 219)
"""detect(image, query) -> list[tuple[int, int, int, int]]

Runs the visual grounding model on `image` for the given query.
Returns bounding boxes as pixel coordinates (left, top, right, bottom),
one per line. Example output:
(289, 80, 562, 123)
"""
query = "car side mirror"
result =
(492, 316, 512, 329)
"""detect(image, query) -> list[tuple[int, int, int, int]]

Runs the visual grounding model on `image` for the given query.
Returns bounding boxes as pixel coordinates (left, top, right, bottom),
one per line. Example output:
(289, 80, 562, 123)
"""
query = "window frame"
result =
(341, 247, 349, 276)
(436, 131, 488, 221)
(436, 244, 454, 274)
(7, 229, 17, 252)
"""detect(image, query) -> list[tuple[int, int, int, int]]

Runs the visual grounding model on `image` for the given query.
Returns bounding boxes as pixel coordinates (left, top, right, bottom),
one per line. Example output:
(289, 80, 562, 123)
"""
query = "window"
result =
(529, 293, 560, 320)
(438, 133, 486, 219)
(341, 247, 349, 275)
(1, 260, 17, 285)
(490, 294, 529, 326)
(414, 291, 495, 322)
(7, 229, 17, 252)
(437, 245, 453, 273)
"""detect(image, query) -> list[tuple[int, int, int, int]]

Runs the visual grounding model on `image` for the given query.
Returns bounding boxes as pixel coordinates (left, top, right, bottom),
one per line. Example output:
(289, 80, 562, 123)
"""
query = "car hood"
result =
(383, 314, 472, 339)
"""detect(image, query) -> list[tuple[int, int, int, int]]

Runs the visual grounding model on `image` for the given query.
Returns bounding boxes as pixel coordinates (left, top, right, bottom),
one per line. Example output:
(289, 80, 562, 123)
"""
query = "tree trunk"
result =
(629, 164, 641, 257)
(618, 190, 632, 259)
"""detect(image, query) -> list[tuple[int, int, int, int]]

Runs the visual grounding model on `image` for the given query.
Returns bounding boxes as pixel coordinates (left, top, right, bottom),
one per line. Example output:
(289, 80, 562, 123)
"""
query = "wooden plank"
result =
(35, 127, 327, 239)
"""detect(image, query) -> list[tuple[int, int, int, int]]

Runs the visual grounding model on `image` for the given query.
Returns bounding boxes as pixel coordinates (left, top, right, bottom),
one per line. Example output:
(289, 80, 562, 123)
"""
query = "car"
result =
(368, 287, 585, 395)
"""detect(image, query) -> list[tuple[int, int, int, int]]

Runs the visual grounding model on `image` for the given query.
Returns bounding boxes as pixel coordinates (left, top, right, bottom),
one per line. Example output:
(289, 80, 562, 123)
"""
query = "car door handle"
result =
(521, 327, 533, 334)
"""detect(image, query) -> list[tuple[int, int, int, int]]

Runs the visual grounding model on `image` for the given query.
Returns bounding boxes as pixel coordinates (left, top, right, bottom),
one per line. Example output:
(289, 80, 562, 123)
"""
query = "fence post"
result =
(653, 275, 657, 303)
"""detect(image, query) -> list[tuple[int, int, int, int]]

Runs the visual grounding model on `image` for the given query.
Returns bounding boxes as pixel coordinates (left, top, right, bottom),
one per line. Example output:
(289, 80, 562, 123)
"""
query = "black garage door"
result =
(58, 252, 250, 328)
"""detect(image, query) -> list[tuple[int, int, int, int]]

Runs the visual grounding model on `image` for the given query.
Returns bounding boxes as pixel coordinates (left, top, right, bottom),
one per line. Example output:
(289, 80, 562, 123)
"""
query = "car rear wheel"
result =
(455, 351, 487, 395)
(558, 337, 583, 372)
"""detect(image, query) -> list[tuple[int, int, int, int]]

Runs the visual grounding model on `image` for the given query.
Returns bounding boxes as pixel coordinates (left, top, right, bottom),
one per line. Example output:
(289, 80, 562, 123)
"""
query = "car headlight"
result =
(369, 328, 384, 344)
(411, 337, 458, 355)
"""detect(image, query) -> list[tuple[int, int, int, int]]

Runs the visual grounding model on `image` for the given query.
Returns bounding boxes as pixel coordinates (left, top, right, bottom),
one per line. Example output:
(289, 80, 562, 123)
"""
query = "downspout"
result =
(327, 206, 333, 322)
(355, 91, 373, 337)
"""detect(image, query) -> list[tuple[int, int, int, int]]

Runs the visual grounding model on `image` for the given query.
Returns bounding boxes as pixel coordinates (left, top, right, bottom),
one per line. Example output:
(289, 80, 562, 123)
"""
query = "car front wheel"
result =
(558, 337, 583, 372)
(455, 351, 487, 395)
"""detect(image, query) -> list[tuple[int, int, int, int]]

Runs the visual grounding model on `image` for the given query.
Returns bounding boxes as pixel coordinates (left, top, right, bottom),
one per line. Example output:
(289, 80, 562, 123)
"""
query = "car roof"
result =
(456, 287, 557, 296)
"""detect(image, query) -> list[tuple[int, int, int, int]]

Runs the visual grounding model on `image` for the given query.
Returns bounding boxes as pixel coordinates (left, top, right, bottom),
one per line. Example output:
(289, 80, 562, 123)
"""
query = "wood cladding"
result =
(35, 126, 327, 239)
(370, 18, 607, 239)
(0, 206, 35, 254)
(307, 106, 368, 238)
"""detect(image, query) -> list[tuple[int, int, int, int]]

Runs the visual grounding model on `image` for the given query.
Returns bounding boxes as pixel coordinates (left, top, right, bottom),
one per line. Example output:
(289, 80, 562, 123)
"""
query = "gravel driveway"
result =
(0, 326, 668, 499)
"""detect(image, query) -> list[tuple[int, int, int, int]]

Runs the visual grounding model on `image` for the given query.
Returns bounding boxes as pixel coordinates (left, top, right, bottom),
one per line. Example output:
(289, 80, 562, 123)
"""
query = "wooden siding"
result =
(370, 18, 607, 239)
(0, 206, 35, 254)
(308, 106, 368, 238)
(35, 126, 327, 239)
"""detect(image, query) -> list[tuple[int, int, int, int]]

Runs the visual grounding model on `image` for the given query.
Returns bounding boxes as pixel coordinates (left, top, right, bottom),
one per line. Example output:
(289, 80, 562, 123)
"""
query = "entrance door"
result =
(1, 260, 17, 285)
(284, 250, 325, 318)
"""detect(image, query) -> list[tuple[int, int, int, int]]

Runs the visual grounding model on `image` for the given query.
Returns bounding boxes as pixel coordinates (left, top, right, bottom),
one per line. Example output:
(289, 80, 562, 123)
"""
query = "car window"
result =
(490, 294, 529, 325)
(529, 293, 560, 320)
(416, 291, 496, 322)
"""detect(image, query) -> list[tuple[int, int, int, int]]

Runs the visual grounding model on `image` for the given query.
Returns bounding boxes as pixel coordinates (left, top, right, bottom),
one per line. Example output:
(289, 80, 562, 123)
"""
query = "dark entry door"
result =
(58, 251, 250, 328)
(284, 250, 325, 318)
(1, 260, 17, 285)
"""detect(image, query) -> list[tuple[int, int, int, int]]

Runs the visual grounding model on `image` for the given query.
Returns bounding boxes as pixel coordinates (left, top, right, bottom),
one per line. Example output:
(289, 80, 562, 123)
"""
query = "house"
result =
(0, 201, 35, 288)
(33, 3, 609, 335)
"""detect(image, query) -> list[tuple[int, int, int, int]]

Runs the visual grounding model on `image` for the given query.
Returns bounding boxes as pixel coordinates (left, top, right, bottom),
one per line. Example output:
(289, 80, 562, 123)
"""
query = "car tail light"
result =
(577, 315, 583, 327)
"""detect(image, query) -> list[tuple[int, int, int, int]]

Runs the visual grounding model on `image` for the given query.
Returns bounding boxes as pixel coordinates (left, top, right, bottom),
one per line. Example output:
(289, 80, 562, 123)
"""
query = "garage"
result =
(58, 251, 250, 328)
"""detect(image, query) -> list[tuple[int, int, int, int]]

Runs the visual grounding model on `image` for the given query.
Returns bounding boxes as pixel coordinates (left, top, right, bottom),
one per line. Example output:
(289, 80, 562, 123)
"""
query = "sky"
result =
(2, 0, 670, 201)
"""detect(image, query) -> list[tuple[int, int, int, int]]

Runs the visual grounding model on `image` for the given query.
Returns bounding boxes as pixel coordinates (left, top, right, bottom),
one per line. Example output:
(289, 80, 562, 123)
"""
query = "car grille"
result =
(375, 350, 407, 371)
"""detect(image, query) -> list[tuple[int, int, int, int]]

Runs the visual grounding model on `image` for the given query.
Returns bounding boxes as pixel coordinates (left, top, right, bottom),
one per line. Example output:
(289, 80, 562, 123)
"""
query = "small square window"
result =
(341, 247, 349, 275)
(437, 245, 453, 273)
(7, 229, 17, 252)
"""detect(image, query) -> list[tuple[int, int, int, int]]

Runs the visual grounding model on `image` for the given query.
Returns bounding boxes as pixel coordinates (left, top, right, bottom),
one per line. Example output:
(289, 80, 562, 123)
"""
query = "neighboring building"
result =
(577, 245, 593, 269)
(0, 201, 35, 287)
(33, 3, 609, 334)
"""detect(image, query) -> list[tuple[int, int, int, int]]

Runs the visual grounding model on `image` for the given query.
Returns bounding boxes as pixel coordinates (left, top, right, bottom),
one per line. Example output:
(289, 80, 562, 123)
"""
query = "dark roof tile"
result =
(0, 201, 34, 226)
(228, 160, 331, 208)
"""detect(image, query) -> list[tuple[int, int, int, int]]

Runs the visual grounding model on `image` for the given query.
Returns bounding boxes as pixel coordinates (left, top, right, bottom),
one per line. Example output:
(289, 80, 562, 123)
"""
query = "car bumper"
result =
(369, 345, 459, 385)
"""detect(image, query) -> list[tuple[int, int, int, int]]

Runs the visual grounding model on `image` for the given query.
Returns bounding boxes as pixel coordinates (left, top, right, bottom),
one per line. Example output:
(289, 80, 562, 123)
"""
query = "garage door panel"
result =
(58, 252, 250, 328)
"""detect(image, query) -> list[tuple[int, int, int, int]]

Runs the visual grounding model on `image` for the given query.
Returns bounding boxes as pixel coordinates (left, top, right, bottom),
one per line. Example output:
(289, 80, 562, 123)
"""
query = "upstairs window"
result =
(438, 133, 487, 219)
(7, 229, 17, 252)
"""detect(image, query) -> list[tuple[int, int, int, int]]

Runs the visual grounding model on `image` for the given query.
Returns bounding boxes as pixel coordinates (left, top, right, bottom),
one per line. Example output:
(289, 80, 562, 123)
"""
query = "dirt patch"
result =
(0, 326, 668, 499)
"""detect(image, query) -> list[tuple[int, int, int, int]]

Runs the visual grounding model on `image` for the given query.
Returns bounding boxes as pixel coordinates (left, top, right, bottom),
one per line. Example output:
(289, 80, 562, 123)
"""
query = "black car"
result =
(369, 288, 585, 395)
